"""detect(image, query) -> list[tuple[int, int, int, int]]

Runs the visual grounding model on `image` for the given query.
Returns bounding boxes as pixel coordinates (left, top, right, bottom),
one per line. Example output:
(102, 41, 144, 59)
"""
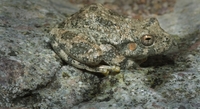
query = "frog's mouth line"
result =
(163, 41, 179, 55)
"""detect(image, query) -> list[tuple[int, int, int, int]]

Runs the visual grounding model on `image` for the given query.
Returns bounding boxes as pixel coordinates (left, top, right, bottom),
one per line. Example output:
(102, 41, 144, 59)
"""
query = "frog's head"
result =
(121, 18, 176, 60)
(139, 18, 174, 55)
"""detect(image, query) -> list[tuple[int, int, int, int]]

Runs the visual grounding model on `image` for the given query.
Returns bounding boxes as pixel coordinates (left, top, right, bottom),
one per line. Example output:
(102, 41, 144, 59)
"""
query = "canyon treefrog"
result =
(50, 4, 173, 75)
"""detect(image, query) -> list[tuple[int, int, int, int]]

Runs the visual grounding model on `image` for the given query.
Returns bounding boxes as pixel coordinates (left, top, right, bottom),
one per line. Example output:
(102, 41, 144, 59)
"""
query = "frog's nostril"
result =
(141, 35, 154, 46)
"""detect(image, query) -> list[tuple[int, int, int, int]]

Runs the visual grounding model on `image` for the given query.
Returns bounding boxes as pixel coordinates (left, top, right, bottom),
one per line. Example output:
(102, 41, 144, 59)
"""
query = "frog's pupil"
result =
(141, 35, 154, 46)
(145, 38, 151, 40)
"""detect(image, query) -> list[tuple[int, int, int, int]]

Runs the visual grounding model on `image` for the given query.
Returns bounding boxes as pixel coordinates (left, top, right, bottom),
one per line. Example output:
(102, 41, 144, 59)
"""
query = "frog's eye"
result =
(141, 35, 154, 46)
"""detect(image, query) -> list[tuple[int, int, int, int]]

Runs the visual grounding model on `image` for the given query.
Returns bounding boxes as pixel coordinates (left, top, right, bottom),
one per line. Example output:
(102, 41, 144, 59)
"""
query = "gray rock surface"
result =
(0, 0, 200, 109)
(158, 0, 200, 36)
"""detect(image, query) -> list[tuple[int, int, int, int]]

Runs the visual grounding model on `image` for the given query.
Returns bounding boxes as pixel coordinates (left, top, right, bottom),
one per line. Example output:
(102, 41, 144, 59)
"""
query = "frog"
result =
(50, 4, 173, 75)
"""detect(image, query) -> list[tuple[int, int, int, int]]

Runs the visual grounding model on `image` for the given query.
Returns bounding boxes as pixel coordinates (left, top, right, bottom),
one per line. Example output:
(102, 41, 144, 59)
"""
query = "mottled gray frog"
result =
(50, 4, 173, 75)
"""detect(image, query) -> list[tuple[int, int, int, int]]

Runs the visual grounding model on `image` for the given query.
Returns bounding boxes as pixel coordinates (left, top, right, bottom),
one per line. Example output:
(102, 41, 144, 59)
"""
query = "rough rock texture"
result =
(0, 0, 200, 109)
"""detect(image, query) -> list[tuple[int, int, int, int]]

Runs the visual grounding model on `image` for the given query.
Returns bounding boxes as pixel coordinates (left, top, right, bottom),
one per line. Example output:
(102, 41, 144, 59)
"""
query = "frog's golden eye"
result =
(141, 35, 154, 46)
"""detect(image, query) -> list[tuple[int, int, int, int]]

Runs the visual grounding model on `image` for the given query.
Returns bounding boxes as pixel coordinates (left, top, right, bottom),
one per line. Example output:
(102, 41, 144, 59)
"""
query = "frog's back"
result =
(64, 4, 138, 45)
(64, 4, 126, 29)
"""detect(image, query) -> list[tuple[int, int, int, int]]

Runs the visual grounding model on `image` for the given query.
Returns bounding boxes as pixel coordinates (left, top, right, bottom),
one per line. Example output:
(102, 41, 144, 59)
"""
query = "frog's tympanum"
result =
(50, 4, 173, 75)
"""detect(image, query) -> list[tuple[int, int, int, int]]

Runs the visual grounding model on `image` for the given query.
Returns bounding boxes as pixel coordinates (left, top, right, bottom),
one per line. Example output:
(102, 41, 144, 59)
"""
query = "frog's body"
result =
(50, 4, 173, 75)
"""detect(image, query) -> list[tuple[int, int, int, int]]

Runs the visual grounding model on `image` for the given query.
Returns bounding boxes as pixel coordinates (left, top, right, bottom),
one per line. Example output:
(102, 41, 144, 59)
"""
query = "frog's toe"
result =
(99, 69, 109, 76)
(99, 65, 120, 75)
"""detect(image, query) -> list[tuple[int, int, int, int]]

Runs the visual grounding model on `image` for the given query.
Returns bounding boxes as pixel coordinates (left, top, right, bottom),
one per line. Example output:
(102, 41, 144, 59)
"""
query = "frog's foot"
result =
(75, 63, 120, 76)
(69, 57, 120, 75)
(74, 62, 120, 76)
(98, 65, 120, 76)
